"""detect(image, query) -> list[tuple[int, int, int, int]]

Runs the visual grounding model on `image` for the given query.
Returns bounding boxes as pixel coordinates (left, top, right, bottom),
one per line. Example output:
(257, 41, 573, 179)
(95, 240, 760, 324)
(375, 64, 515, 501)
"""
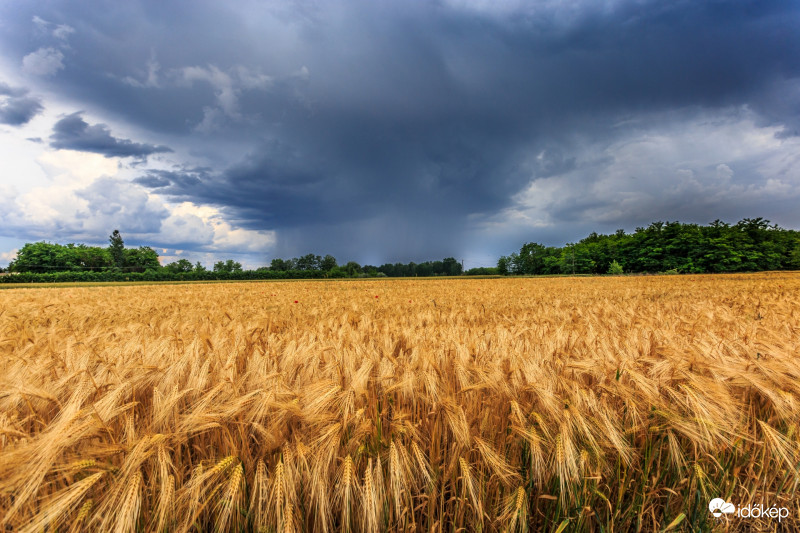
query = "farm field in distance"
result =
(1, 274, 799, 532)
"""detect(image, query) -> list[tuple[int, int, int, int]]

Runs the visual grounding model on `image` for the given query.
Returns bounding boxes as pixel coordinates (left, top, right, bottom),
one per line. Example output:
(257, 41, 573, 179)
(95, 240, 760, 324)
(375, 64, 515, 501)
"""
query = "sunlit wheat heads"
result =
(0, 272, 798, 531)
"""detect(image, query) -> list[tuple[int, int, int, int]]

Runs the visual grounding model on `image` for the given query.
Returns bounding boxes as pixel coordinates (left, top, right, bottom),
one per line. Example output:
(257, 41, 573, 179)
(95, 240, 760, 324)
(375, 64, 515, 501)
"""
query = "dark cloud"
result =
(0, 82, 43, 125)
(133, 168, 205, 189)
(49, 112, 172, 157)
(0, 82, 26, 97)
(2, 1, 800, 261)
(132, 174, 171, 188)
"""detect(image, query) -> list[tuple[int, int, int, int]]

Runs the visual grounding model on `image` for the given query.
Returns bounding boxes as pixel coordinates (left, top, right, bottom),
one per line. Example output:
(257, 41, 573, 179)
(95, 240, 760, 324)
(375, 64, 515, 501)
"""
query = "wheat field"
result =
(1, 274, 799, 532)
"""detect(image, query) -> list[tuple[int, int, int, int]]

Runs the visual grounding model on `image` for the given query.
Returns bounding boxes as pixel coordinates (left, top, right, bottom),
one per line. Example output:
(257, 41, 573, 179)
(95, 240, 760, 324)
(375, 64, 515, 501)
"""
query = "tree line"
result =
(2, 231, 248, 276)
(2, 218, 797, 283)
(498, 218, 800, 275)
(0, 230, 466, 282)
(159, 254, 465, 278)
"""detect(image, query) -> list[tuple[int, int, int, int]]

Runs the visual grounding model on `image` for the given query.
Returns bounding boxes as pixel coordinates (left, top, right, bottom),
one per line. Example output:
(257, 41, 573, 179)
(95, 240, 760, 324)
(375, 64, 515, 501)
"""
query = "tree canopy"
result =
(498, 218, 800, 275)
(8, 234, 159, 274)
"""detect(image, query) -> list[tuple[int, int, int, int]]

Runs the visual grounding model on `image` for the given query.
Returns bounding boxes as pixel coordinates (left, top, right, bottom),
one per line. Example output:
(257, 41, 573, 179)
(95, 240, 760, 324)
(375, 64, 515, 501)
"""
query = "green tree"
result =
(165, 258, 194, 273)
(109, 230, 125, 268)
(296, 254, 322, 271)
(344, 261, 362, 277)
(213, 259, 243, 273)
(124, 247, 161, 272)
(74, 245, 112, 270)
(558, 244, 595, 274)
(9, 242, 75, 273)
(497, 255, 510, 275)
(9, 242, 117, 273)
(516, 242, 548, 274)
(441, 257, 463, 276)
(328, 266, 348, 278)
(608, 260, 624, 275)
(320, 254, 338, 271)
(378, 263, 396, 276)
(270, 258, 293, 271)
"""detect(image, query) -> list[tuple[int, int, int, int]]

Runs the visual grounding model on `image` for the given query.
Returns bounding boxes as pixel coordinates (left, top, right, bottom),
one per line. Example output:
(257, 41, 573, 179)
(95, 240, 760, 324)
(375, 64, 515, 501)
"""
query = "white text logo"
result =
(709, 499, 790, 522)
(709, 498, 735, 517)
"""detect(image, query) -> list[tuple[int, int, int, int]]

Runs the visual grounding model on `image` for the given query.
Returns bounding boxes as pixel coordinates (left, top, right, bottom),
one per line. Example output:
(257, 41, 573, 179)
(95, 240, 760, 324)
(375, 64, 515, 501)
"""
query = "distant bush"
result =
(327, 266, 348, 278)
(0, 269, 333, 284)
(607, 261, 624, 275)
(465, 267, 499, 276)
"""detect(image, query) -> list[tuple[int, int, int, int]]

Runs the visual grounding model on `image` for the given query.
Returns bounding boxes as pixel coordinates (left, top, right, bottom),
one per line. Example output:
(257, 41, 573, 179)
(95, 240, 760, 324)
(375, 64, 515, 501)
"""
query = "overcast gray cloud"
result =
(0, 82, 43, 125)
(133, 168, 206, 190)
(49, 112, 173, 158)
(0, 0, 799, 264)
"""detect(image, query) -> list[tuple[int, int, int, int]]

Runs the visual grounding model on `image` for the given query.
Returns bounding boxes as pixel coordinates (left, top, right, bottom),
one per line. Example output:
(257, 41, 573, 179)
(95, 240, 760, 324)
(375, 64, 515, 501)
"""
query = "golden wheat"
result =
(0, 273, 799, 531)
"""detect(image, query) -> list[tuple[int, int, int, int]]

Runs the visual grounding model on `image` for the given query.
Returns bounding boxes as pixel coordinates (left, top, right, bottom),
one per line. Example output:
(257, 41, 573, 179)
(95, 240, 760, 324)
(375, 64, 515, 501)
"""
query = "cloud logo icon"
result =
(709, 498, 736, 517)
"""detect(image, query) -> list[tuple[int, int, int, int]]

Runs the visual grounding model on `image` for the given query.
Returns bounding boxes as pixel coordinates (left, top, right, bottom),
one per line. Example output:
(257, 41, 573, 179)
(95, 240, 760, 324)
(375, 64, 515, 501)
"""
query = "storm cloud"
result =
(0, 82, 43, 125)
(1, 0, 799, 263)
(49, 112, 173, 158)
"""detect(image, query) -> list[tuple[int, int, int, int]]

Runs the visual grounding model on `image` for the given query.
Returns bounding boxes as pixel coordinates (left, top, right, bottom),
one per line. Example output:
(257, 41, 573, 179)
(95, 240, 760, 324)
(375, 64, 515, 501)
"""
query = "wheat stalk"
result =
(1, 275, 800, 529)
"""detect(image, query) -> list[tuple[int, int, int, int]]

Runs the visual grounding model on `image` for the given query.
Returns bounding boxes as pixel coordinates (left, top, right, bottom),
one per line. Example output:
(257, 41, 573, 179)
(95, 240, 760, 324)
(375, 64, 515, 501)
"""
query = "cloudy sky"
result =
(1, 0, 799, 268)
